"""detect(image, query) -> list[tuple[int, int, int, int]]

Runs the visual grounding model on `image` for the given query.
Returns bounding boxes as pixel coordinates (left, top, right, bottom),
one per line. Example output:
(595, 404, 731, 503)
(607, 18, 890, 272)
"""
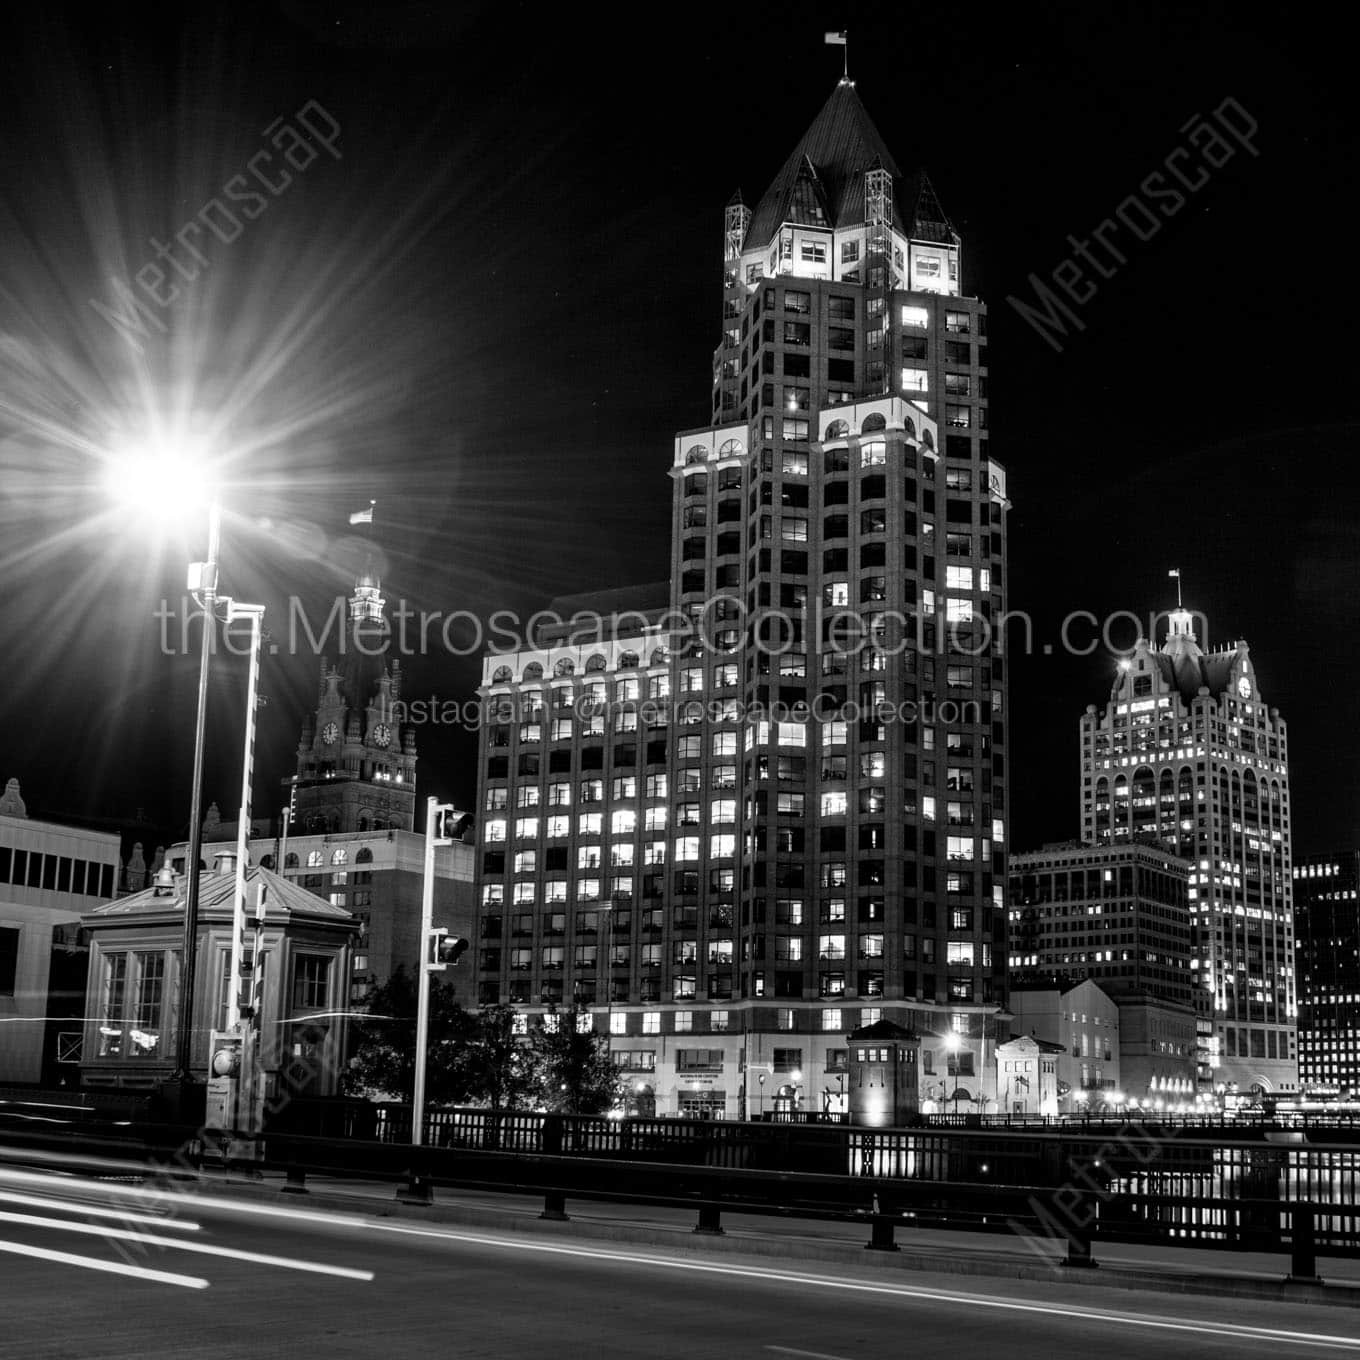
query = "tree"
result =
(345, 967, 477, 1105)
(450, 1003, 537, 1116)
(528, 1005, 623, 1115)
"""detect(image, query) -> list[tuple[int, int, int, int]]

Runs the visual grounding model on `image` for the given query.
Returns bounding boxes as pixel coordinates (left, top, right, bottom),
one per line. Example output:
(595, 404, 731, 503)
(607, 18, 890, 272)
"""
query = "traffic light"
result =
(427, 929, 470, 970)
(430, 802, 458, 848)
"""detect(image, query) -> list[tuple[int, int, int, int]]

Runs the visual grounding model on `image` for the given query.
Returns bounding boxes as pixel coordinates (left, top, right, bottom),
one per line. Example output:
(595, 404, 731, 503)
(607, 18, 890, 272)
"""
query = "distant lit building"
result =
(994, 1033, 1063, 1117)
(1009, 841, 1192, 1006)
(473, 79, 1011, 1118)
(1116, 993, 1197, 1107)
(0, 779, 121, 1084)
(1293, 852, 1360, 1098)
(1080, 601, 1296, 1097)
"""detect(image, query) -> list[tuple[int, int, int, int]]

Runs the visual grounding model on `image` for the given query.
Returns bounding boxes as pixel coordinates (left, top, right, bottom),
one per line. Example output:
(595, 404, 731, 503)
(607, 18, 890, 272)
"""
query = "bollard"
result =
(1287, 1204, 1322, 1285)
(282, 1166, 308, 1195)
(694, 1203, 724, 1235)
(1062, 1222, 1098, 1268)
(866, 1215, 898, 1252)
(396, 1173, 434, 1206)
(540, 1189, 570, 1221)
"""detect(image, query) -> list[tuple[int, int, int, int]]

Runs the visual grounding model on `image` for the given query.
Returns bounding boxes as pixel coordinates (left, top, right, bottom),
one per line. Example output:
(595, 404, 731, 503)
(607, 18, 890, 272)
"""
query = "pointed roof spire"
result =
(746, 82, 904, 248)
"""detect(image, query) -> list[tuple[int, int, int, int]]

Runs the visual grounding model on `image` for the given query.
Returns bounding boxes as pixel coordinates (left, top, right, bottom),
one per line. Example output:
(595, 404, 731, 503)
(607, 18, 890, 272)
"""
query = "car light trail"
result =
(0, 1210, 375, 1280)
(0, 1189, 201, 1231)
(0, 1237, 208, 1288)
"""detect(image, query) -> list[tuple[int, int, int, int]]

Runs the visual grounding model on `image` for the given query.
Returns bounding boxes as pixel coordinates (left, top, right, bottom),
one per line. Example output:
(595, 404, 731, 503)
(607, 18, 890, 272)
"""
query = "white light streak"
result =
(0, 1210, 374, 1280)
(0, 1237, 208, 1289)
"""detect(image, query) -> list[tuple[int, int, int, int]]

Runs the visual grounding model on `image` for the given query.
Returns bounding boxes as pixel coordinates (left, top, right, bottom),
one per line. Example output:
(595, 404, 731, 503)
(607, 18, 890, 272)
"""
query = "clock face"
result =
(1237, 676, 1251, 699)
(321, 722, 339, 745)
(372, 723, 392, 748)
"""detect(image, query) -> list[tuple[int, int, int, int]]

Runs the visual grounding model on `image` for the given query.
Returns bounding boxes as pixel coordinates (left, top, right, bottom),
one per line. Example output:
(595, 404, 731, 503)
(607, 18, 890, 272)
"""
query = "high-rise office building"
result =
(1008, 841, 1192, 1006)
(474, 80, 1010, 1117)
(1292, 852, 1360, 1098)
(1080, 604, 1296, 1096)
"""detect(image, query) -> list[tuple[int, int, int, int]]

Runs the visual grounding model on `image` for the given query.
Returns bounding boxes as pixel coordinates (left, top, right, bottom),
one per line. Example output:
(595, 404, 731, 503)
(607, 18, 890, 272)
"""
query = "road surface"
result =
(2, 1165, 1359, 1359)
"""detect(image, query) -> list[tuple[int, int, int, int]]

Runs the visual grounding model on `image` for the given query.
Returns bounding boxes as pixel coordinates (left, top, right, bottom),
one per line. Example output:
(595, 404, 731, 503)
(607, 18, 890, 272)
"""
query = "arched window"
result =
(649, 646, 669, 666)
(585, 653, 607, 672)
(685, 445, 708, 464)
(824, 418, 850, 441)
(259, 854, 275, 870)
(922, 428, 935, 452)
(285, 852, 299, 869)
(903, 416, 916, 440)
(491, 664, 513, 683)
(307, 850, 324, 868)
(356, 847, 374, 864)
(553, 657, 575, 677)
(861, 412, 887, 433)
(618, 650, 640, 669)
(717, 438, 745, 459)
(522, 661, 544, 681)
(331, 848, 348, 866)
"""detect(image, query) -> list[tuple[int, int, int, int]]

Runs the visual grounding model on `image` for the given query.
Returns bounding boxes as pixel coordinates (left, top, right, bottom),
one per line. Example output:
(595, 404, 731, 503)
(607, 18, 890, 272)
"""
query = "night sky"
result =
(1, 3, 1355, 860)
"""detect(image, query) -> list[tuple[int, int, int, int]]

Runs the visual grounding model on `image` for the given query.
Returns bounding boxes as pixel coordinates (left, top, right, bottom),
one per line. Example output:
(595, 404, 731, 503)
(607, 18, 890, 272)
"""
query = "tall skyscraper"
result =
(475, 80, 1010, 1117)
(1292, 851, 1360, 1098)
(1080, 603, 1296, 1096)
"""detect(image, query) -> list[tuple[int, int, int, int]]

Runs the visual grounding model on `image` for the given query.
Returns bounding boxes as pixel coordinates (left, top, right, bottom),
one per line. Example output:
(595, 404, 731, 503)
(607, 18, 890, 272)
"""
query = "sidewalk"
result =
(196, 1169, 1360, 1308)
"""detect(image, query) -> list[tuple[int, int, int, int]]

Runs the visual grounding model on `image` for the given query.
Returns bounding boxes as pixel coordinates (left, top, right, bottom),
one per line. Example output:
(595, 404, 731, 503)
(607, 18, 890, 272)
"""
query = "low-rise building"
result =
(1009, 979, 1121, 1112)
(1116, 993, 1197, 1109)
(995, 1034, 1063, 1116)
(0, 780, 121, 1084)
(80, 858, 357, 1095)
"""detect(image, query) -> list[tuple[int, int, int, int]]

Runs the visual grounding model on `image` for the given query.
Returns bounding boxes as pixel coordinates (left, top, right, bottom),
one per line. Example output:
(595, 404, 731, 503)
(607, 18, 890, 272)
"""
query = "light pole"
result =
(758, 1072, 766, 1118)
(175, 498, 220, 1082)
(411, 797, 468, 1149)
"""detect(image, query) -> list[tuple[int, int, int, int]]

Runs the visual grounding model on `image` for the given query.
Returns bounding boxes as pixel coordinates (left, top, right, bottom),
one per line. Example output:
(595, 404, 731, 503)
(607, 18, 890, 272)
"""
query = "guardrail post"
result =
(396, 1171, 433, 1205)
(1288, 1204, 1321, 1284)
(694, 1202, 724, 1235)
(540, 1189, 569, 1221)
(1063, 1221, 1097, 1268)
(282, 1166, 308, 1195)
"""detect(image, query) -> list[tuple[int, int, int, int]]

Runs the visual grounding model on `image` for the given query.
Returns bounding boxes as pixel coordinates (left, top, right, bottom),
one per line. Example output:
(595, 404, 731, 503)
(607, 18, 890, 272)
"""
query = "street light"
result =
(105, 445, 217, 1088)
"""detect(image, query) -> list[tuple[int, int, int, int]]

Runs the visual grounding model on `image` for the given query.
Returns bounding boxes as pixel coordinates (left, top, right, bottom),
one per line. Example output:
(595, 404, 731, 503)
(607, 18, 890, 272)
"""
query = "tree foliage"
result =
(345, 976, 535, 1112)
(528, 1005, 623, 1115)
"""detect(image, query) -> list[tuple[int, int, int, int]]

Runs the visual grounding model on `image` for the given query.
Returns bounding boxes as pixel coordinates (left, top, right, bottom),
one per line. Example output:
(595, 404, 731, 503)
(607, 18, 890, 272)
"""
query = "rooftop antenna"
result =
(825, 30, 848, 82)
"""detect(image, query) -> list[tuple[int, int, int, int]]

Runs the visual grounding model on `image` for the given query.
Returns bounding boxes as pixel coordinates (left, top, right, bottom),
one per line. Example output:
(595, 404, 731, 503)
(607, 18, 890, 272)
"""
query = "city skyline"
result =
(1, 5, 1357, 866)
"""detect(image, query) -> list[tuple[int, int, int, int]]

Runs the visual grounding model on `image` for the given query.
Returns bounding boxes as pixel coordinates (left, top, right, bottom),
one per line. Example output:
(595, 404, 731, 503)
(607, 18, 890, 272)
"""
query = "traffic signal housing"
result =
(427, 929, 470, 970)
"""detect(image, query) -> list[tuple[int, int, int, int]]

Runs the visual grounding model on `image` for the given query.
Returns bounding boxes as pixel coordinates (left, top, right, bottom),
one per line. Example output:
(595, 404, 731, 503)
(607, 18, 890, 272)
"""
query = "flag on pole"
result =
(349, 501, 375, 525)
(824, 30, 847, 44)
(1167, 568, 1180, 578)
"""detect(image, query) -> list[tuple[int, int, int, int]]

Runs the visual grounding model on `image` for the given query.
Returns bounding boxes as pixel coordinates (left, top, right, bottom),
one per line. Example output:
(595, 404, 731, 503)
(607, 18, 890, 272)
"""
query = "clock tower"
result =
(292, 550, 417, 834)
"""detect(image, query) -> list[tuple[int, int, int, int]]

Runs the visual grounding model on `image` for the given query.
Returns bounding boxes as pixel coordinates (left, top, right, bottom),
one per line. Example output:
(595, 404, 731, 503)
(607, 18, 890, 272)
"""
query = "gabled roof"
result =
(85, 863, 353, 923)
(747, 81, 911, 246)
